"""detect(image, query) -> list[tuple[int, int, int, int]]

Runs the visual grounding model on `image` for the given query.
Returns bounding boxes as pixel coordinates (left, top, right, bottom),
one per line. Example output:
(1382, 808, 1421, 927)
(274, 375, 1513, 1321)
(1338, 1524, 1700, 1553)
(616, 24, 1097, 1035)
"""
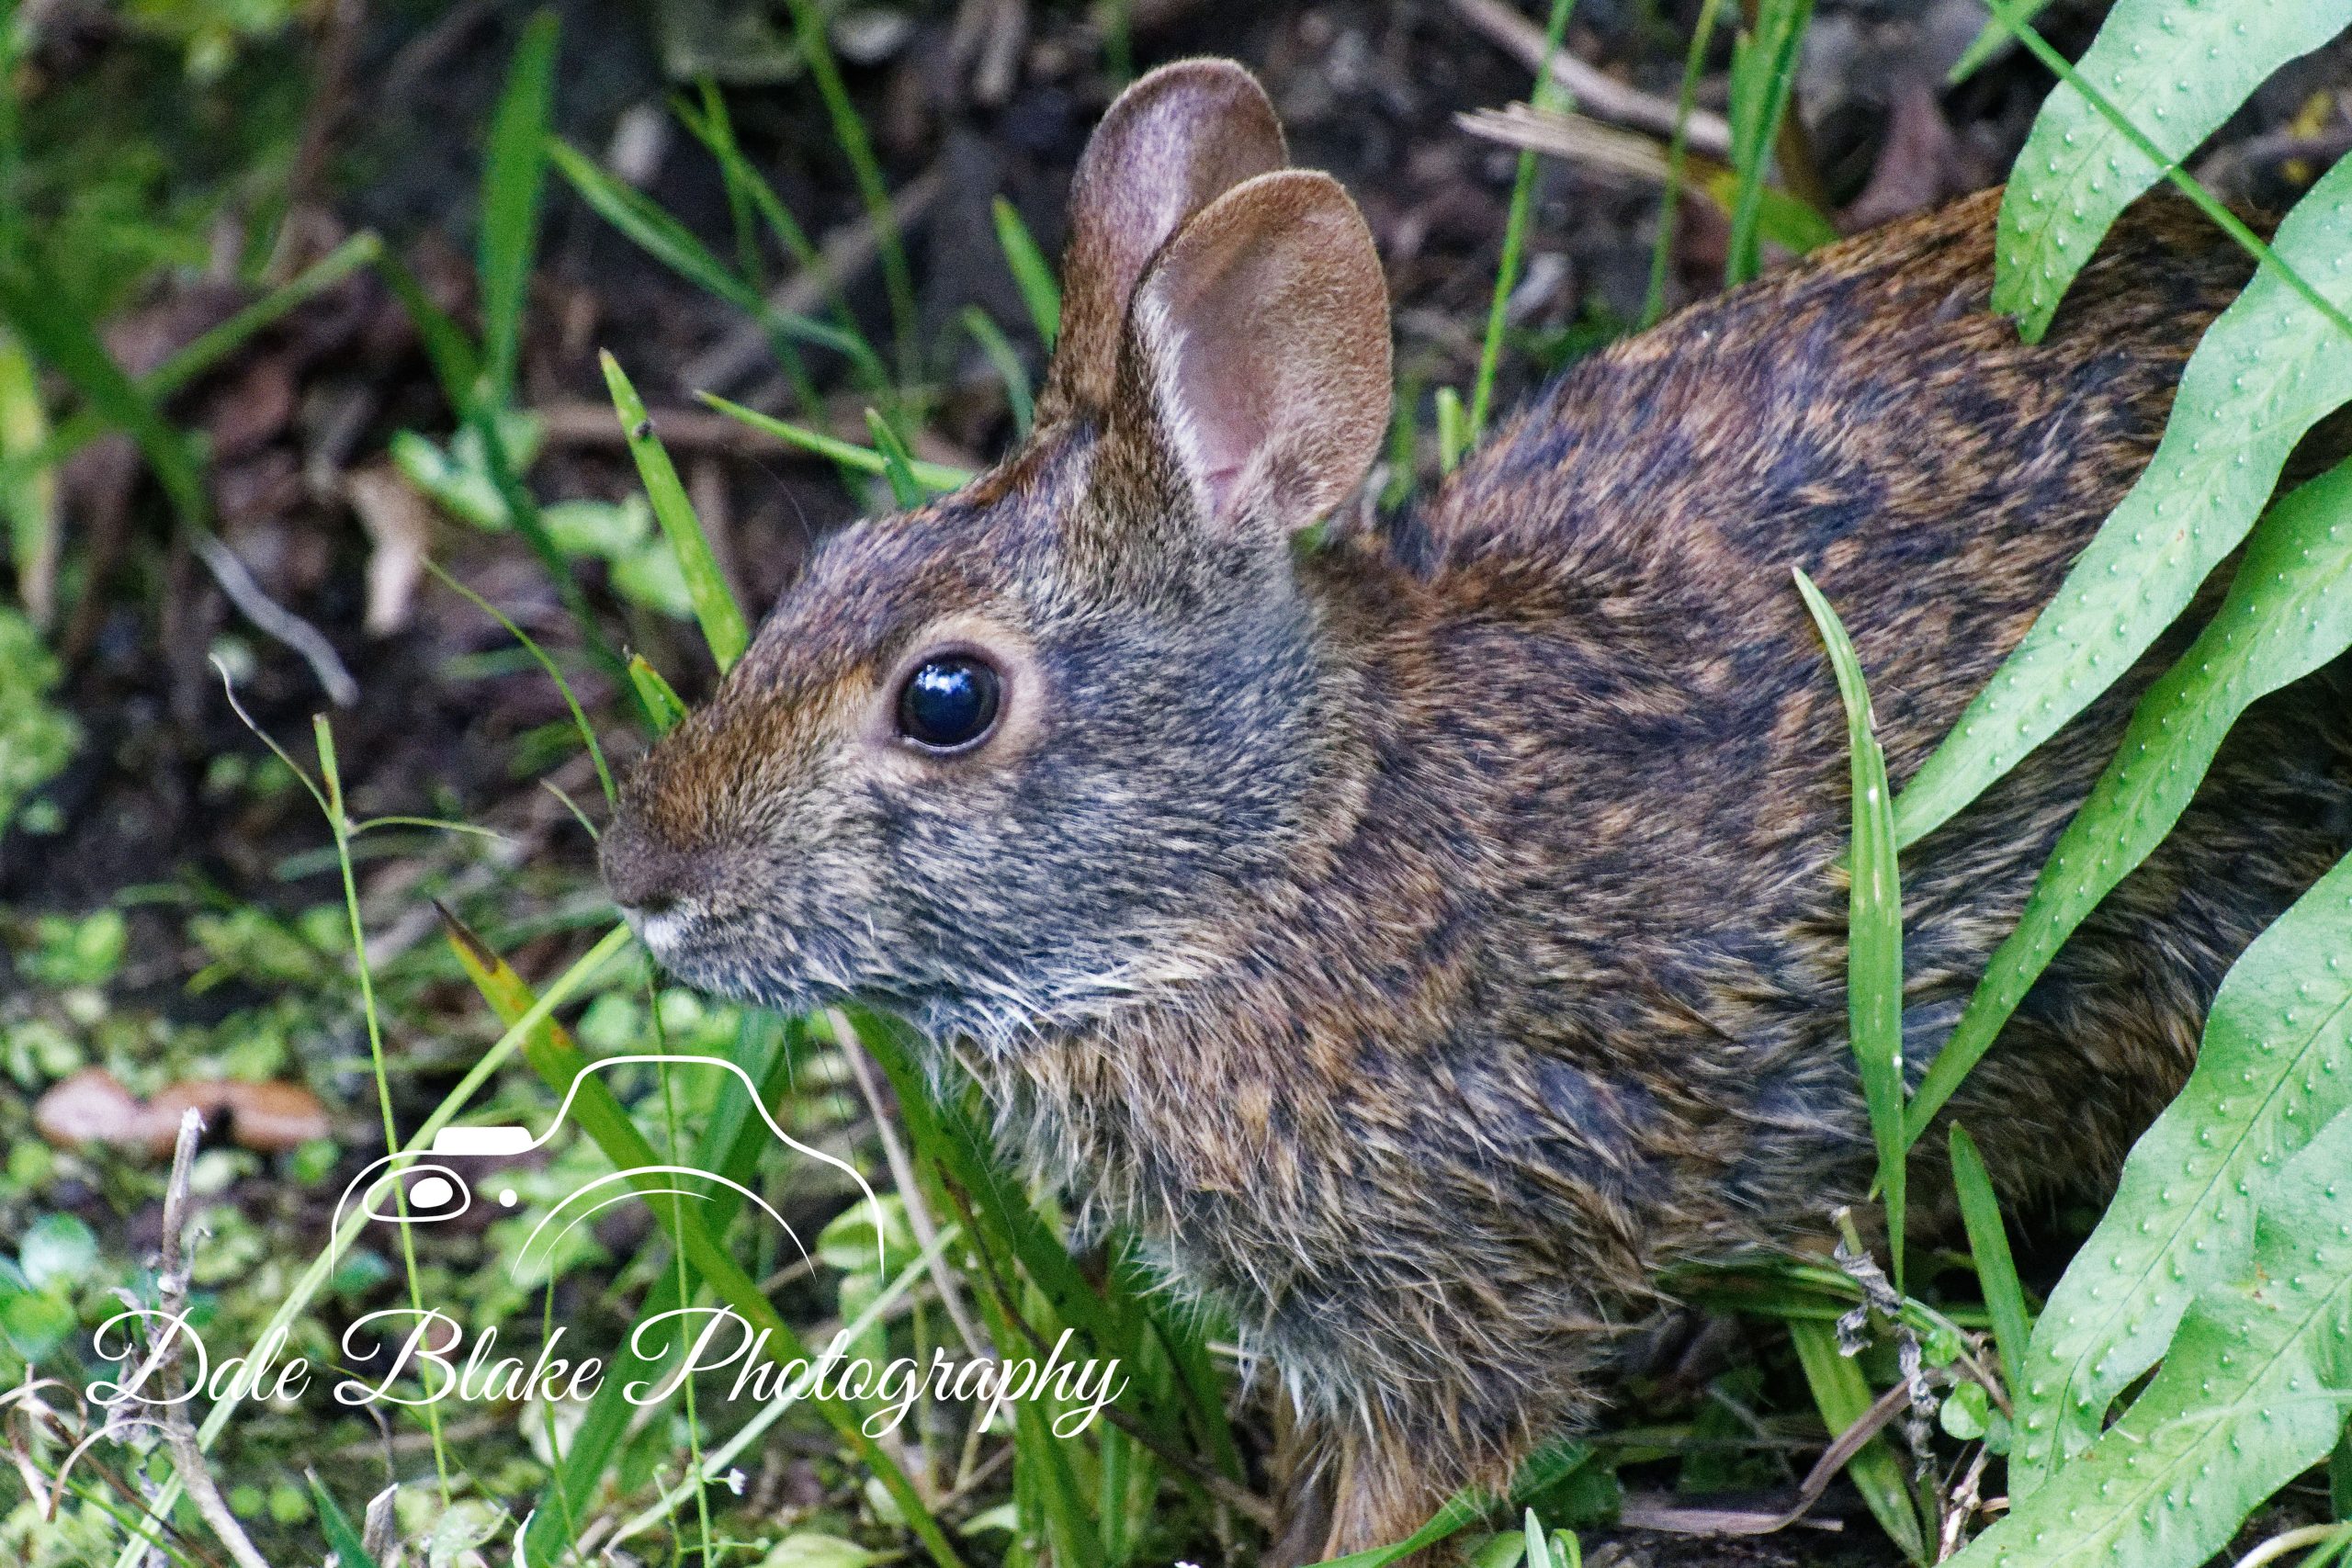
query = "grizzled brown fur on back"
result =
(605, 60, 2352, 1565)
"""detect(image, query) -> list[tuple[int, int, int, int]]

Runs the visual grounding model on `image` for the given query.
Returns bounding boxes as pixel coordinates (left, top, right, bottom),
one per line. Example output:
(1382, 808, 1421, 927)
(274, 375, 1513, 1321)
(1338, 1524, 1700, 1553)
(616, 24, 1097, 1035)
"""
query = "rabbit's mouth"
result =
(620, 886, 885, 1025)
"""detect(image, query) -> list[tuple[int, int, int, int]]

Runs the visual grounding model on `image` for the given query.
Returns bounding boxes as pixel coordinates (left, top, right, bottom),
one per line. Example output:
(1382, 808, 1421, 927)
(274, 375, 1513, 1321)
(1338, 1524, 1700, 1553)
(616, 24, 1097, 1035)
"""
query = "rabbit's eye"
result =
(897, 655, 1001, 752)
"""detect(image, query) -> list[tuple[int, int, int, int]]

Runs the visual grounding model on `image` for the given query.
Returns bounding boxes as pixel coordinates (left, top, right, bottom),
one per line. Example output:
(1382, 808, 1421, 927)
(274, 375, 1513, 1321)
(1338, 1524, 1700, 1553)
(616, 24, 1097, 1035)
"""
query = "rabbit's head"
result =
(602, 61, 1392, 1051)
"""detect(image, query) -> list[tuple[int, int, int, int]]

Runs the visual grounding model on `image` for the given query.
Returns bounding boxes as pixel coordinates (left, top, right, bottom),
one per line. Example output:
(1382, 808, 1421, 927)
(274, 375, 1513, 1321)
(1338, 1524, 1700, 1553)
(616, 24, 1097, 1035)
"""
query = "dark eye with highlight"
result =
(896, 655, 1002, 751)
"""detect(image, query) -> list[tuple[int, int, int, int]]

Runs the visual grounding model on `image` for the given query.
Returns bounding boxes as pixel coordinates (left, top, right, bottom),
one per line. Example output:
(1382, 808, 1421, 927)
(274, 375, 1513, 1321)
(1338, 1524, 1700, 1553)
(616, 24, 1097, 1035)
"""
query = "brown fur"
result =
(602, 61, 2352, 1561)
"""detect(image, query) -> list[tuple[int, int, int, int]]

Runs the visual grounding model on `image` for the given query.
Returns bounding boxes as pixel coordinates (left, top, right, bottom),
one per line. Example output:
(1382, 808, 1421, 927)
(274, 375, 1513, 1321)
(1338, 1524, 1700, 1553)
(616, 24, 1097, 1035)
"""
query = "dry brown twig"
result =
(1450, 0, 1734, 156)
(830, 1010, 997, 1371)
(153, 1109, 275, 1568)
(683, 169, 948, 395)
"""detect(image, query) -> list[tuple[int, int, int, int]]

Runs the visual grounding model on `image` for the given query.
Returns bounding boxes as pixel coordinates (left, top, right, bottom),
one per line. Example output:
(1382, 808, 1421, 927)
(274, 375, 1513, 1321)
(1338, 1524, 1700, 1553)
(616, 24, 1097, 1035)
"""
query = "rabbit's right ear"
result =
(1038, 59, 1287, 424)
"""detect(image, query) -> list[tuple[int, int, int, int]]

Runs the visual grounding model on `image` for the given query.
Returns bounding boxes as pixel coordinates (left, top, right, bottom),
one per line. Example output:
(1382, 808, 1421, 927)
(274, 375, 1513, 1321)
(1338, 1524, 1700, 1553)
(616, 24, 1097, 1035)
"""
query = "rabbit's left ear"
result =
(1114, 169, 1393, 542)
(1041, 58, 1288, 425)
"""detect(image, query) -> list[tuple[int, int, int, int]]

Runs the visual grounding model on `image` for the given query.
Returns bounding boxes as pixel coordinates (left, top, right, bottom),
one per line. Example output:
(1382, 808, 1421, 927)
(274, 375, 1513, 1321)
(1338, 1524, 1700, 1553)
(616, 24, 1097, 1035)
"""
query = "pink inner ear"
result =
(1125, 170, 1393, 537)
(1162, 249, 1285, 521)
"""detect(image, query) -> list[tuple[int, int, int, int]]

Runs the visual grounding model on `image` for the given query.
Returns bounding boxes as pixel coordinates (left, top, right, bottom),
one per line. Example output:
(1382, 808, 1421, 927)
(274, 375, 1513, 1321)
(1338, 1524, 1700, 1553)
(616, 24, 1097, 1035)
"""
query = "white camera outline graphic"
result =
(332, 1052, 888, 1281)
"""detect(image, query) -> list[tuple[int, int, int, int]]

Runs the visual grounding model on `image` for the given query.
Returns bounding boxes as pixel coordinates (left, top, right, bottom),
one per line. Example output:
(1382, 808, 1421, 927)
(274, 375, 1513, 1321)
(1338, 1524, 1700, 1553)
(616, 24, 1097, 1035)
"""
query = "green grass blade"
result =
(1310, 1442, 1595, 1568)
(1788, 1318, 1928, 1564)
(683, 79, 766, 285)
(1723, 0, 1818, 287)
(1793, 570, 1907, 1291)
(698, 391, 970, 491)
(1988, 0, 2352, 343)
(107, 924, 637, 1568)
(481, 11, 560, 405)
(780, 0, 920, 380)
(373, 248, 622, 679)
(865, 407, 923, 508)
(1949, 1111, 2352, 1568)
(628, 653, 689, 735)
(1, 231, 382, 494)
(1892, 152, 2352, 851)
(600, 351, 751, 671)
(1436, 386, 1468, 475)
(993, 197, 1062, 352)
(0, 253, 208, 527)
(0, 328, 55, 620)
(440, 920, 967, 1568)
(424, 559, 617, 808)
(847, 1009, 1239, 1473)
(1469, 0, 1577, 442)
(1946, 0, 2051, 84)
(959, 305, 1035, 437)
(524, 1013, 799, 1565)
(370, 247, 486, 401)
(1905, 456, 2352, 1143)
(307, 1473, 379, 1568)
(673, 85, 888, 404)
(1641, 0, 1728, 328)
(2006, 846, 2352, 1493)
(1947, 1123, 2030, 1399)
(549, 140, 880, 374)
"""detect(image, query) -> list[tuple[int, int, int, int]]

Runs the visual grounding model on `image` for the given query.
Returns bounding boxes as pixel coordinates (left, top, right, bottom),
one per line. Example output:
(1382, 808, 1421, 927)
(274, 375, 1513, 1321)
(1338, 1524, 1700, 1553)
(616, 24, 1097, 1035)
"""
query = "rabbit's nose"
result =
(601, 822, 718, 918)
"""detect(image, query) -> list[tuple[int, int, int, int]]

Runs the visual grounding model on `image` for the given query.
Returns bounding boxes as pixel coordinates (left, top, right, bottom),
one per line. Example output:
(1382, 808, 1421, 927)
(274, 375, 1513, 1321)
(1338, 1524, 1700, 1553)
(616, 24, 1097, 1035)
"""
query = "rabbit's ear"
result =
(1115, 170, 1392, 541)
(1040, 59, 1287, 423)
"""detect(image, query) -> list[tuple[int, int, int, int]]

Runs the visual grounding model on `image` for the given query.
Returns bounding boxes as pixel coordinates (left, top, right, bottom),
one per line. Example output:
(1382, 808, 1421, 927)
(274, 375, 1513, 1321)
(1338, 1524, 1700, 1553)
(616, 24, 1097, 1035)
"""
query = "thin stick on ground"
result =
(153, 1110, 275, 1568)
(834, 1013, 997, 1369)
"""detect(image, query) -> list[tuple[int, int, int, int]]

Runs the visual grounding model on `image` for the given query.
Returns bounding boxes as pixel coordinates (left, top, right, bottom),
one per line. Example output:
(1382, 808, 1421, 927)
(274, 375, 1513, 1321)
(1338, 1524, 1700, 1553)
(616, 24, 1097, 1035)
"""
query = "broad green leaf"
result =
(600, 351, 750, 671)
(1794, 570, 1908, 1289)
(1990, 0, 2352, 342)
(992, 197, 1061, 352)
(1894, 153, 2352, 849)
(1949, 1124, 2032, 1400)
(2007, 847, 2352, 1492)
(17, 1213, 96, 1291)
(1789, 1318, 1928, 1564)
(481, 12, 559, 404)
(1906, 456, 2352, 1144)
(1951, 1111, 2352, 1568)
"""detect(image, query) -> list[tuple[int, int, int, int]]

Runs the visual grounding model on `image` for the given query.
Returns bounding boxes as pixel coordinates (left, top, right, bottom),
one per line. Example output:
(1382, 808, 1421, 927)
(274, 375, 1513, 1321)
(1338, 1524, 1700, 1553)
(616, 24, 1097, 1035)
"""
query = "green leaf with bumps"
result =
(1950, 1111, 2352, 1568)
(1794, 570, 1909, 1290)
(2006, 847, 2352, 1494)
(1989, 0, 2352, 343)
(1894, 152, 2352, 850)
(1905, 454, 2352, 1144)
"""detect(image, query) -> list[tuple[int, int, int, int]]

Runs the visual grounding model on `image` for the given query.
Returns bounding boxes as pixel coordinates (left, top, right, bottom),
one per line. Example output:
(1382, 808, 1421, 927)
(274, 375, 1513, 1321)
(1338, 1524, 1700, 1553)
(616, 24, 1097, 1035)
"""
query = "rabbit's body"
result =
(605, 62, 2352, 1560)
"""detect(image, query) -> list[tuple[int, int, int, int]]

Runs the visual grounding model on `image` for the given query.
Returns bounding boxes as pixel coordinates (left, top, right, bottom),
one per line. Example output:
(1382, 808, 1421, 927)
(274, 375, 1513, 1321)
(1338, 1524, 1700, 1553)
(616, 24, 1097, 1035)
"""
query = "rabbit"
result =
(601, 57, 2352, 1561)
